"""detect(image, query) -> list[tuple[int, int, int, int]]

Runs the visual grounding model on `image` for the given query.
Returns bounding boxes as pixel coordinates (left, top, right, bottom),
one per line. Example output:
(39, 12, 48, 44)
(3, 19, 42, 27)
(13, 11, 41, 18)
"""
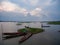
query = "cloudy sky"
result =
(0, 0, 60, 21)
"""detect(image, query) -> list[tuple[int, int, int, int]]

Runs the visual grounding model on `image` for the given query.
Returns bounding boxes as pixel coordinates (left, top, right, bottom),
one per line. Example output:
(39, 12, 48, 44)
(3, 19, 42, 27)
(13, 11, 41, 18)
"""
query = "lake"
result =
(0, 22, 60, 45)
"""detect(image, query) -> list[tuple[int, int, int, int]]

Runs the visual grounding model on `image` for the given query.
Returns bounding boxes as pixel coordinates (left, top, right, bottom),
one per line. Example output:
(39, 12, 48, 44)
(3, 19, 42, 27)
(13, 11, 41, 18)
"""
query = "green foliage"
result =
(16, 23, 22, 25)
(18, 29, 27, 33)
(18, 27, 44, 34)
(28, 28, 44, 34)
(48, 21, 60, 25)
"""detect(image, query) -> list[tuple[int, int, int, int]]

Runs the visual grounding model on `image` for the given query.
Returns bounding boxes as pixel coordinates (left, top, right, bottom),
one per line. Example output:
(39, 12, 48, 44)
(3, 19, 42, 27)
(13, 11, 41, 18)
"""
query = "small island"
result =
(18, 27, 44, 34)
(18, 27, 44, 43)
(48, 21, 60, 25)
(16, 23, 22, 25)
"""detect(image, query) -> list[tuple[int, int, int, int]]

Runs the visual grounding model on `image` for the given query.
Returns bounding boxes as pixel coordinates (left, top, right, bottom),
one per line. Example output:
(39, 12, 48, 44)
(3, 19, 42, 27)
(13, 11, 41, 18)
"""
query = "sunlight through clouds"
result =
(0, 0, 59, 21)
(0, 1, 16, 12)
(0, 1, 28, 16)
(30, 8, 42, 16)
(0, 0, 58, 17)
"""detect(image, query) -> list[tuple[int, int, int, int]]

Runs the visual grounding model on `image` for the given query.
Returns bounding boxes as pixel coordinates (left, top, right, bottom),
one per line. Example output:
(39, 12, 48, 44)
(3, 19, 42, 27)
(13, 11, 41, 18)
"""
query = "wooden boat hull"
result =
(19, 33, 32, 43)
(3, 32, 24, 35)
(42, 26, 50, 27)
(3, 33, 27, 40)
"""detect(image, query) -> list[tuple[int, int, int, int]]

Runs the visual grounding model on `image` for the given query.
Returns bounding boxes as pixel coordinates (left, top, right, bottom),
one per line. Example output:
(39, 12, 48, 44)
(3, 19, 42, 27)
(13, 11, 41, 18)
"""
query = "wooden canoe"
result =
(19, 33, 32, 43)
(3, 33, 27, 40)
(3, 32, 24, 35)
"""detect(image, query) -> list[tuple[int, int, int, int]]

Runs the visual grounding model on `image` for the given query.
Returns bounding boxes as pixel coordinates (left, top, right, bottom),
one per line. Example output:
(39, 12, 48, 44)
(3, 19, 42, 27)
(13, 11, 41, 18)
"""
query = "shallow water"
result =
(0, 22, 60, 45)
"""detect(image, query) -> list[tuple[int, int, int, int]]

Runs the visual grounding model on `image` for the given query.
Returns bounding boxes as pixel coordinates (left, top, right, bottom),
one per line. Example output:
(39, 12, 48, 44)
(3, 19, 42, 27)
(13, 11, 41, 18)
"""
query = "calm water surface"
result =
(0, 22, 60, 45)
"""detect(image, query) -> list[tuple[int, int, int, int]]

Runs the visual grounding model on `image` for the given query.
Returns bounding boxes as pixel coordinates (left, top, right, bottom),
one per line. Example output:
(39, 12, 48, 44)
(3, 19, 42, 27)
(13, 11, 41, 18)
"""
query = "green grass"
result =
(18, 27, 44, 34)
(48, 21, 60, 25)
(16, 23, 22, 25)
(18, 29, 27, 33)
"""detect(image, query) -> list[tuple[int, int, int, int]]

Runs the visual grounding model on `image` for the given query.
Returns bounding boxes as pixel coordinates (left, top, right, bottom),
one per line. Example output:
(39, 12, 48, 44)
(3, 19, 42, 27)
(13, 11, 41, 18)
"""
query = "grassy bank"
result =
(18, 27, 44, 34)
(48, 21, 60, 25)
(16, 23, 22, 25)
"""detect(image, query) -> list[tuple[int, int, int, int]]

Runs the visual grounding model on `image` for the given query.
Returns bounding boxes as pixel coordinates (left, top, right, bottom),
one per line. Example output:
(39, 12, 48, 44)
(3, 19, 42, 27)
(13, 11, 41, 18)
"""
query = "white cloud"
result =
(45, 0, 52, 6)
(0, 0, 56, 17)
(30, 7, 50, 17)
(22, 0, 53, 6)
(29, 0, 39, 6)
(0, 1, 43, 17)
(22, 0, 39, 6)
(30, 8, 42, 16)
(0, 1, 16, 11)
(0, 1, 28, 16)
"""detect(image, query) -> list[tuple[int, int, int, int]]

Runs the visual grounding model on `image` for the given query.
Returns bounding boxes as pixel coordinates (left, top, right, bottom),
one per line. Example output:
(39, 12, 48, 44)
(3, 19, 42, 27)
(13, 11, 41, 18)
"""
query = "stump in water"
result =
(58, 30, 60, 32)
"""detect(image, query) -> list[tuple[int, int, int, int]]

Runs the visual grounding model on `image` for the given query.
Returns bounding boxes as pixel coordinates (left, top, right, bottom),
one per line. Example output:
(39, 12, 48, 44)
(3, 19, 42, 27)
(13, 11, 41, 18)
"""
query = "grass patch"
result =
(18, 27, 44, 34)
(48, 21, 60, 25)
(16, 23, 22, 25)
